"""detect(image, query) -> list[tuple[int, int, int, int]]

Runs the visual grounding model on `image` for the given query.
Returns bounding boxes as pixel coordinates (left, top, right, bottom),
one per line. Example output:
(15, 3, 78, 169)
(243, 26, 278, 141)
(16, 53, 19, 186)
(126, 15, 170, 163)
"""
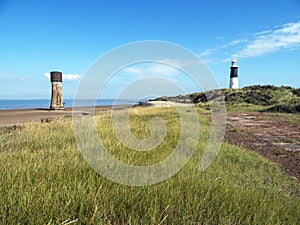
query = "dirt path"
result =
(225, 112, 300, 181)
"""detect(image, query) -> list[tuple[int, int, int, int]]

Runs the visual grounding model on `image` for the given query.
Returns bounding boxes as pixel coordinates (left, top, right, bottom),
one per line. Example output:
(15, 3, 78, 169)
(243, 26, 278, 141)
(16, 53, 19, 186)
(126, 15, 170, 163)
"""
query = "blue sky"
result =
(0, 0, 299, 99)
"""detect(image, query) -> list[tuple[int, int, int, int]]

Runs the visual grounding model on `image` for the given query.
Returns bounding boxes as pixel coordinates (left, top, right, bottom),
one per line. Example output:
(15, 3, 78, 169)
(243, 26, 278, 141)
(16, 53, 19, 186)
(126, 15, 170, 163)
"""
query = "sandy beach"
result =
(0, 101, 195, 126)
(0, 105, 131, 126)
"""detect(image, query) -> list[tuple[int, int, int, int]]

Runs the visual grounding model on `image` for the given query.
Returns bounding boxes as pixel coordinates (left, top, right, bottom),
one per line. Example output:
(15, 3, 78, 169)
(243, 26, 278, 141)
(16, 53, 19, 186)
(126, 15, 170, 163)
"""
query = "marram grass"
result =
(0, 107, 299, 224)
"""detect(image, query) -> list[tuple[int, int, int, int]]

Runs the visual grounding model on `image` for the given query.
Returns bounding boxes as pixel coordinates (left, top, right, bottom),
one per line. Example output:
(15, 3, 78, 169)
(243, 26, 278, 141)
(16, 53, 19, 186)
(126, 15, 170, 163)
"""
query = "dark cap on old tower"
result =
(50, 71, 62, 82)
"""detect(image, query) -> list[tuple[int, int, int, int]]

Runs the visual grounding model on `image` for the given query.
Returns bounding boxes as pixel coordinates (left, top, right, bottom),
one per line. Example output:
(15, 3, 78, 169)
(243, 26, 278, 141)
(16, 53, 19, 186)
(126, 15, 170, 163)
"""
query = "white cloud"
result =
(122, 63, 180, 77)
(199, 47, 219, 57)
(200, 39, 248, 58)
(122, 58, 205, 78)
(199, 21, 300, 62)
(19, 75, 31, 81)
(121, 67, 142, 76)
(159, 58, 204, 67)
(236, 21, 300, 58)
(44, 73, 50, 80)
(44, 73, 81, 81)
(226, 39, 249, 47)
(63, 73, 81, 81)
(0, 71, 32, 80)
(216, 36, 225, 41)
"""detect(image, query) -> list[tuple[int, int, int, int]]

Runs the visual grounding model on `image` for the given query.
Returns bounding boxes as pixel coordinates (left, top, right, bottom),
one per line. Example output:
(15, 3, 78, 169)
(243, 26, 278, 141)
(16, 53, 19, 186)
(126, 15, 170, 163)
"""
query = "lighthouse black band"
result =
(230, 67, 238, 78)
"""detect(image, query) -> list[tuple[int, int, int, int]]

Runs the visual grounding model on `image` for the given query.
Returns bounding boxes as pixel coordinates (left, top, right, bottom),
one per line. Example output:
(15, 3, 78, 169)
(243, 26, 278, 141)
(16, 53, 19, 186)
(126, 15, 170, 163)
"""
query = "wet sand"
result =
(0, 105, 132, 126)
(0, 101, 190, 126)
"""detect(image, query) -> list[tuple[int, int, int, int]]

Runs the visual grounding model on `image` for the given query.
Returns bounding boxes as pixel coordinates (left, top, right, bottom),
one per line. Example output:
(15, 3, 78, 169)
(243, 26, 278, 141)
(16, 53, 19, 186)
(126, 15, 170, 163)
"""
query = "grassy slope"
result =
(157, 85, 300, 113)
(223, 85, 300, 106)
(0, 107, 299, 224)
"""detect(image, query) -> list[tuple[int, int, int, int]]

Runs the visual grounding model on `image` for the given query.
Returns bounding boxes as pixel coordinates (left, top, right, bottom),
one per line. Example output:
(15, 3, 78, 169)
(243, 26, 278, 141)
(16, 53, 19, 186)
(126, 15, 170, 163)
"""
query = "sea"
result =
(0, 99, 138, 110)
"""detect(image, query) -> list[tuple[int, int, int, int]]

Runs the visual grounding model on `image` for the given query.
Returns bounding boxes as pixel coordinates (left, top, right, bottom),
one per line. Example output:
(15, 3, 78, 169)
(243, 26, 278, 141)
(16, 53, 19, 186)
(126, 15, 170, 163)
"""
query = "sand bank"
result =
(0, 105, 132, 126)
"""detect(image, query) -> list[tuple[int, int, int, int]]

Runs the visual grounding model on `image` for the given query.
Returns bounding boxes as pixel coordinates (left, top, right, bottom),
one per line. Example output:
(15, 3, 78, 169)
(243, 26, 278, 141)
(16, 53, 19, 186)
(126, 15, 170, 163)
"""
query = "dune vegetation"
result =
(0, 107, 299, 224)
(156, 85, 300, 113)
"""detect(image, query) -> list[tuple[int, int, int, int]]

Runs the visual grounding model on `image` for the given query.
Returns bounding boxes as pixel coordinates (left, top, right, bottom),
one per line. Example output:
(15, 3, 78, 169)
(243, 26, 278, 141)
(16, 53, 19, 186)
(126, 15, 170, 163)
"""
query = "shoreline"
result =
(0, 105, 134, 126)
(0, 101, 194, 126)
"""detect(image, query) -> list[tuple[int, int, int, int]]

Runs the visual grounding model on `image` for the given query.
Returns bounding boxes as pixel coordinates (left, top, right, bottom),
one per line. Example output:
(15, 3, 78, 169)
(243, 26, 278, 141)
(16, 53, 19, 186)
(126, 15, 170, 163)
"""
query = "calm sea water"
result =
(0, 99, 137, 110)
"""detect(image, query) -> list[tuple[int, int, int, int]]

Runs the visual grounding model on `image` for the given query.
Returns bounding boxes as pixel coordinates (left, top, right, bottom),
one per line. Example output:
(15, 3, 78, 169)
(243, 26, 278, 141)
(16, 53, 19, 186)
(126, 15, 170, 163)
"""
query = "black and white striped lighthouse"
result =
(229, 58, 239, 89)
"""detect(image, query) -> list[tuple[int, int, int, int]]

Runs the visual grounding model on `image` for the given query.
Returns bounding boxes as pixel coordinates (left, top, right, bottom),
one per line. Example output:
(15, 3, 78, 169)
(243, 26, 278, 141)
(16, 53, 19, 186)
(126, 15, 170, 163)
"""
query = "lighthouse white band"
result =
(230, 77, 239, 89)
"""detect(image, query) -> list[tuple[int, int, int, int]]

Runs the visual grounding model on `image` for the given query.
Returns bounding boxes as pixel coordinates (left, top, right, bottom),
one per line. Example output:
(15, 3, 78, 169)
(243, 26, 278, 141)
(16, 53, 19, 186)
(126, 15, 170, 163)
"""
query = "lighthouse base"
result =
(229, 77, 239, 89)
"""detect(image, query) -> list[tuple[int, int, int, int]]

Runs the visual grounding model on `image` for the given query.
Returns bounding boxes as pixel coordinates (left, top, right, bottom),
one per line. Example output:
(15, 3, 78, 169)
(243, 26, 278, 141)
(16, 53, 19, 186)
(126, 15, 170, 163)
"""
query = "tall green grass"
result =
(0, 107, 299, 224)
